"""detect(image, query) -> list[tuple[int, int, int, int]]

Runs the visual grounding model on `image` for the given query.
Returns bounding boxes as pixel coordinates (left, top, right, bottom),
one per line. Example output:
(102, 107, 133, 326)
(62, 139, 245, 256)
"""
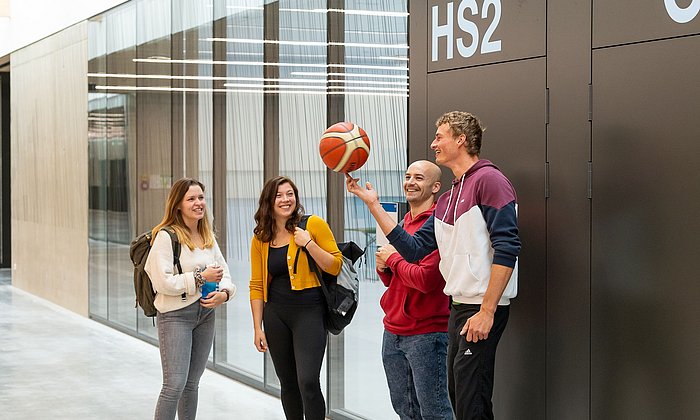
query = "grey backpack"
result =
(294, 216, 364, 334)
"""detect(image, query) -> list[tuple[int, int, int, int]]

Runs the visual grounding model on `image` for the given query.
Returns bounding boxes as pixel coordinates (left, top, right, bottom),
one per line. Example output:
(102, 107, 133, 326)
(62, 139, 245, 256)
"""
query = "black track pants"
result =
(447, 303, 509, 420)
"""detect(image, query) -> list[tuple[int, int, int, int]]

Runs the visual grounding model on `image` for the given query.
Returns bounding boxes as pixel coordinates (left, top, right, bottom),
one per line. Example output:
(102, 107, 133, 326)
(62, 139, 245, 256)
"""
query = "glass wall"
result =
(220, 0, 266, 382)
(88, 1, 408, 418)
(340, 2, 408, 418)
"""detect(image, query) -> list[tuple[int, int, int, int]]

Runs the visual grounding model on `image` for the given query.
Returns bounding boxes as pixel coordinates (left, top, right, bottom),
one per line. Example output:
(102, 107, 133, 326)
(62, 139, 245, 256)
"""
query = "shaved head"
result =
(408, 160, 442, 185)
(404, 160, 442, 210)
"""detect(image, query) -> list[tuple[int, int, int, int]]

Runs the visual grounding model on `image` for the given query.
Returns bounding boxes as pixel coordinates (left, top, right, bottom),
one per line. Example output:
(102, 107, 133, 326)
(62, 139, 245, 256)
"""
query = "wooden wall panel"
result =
(10, 22, 88, 316)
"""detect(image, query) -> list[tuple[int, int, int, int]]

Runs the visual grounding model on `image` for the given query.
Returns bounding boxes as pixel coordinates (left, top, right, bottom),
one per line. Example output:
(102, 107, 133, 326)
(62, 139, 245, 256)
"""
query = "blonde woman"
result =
(145, 178, 236, 420)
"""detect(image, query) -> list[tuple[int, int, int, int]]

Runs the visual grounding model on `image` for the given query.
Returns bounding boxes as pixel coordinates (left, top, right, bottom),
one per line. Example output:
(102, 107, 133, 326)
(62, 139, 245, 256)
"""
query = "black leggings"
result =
(263, 302, 327, 420)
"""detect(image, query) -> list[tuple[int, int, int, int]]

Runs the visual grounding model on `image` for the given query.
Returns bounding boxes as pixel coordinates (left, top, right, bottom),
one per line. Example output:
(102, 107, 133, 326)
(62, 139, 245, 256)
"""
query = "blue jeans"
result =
(154, 301, 215, 420)
(382, 330, 453, 420)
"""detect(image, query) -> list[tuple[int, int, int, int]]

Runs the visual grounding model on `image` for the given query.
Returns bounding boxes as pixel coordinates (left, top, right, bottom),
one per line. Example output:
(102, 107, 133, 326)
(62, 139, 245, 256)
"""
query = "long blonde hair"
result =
(151, 178, 215, 250)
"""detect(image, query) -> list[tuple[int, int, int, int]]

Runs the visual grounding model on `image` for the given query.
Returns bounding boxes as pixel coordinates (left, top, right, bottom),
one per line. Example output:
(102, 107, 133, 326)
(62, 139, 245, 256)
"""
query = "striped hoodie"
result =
(386, 159, 520, 305)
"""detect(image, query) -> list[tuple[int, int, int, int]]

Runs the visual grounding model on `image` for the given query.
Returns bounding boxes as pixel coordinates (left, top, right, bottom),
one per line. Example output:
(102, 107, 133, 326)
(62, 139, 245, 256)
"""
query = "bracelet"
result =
(193, 267, 205, 288)
(304, 239, 313, 248)
(220, 289, 230, 302)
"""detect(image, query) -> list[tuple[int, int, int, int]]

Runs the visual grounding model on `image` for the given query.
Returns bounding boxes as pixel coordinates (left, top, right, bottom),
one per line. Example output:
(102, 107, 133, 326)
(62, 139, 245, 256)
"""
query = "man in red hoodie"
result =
(376, 160, 453, 420)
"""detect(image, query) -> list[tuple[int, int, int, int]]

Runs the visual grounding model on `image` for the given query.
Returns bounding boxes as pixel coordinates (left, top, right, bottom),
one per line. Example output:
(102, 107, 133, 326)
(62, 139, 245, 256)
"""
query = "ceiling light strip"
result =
(225, 6, 408, 18)
(291, 71, 408, 80)
(94, 85, 408, 97)
(222, 83, 407, 92)
(133, 57, 407, 72)
(88, 72, 408, 86)
(205, 37, 409, 50)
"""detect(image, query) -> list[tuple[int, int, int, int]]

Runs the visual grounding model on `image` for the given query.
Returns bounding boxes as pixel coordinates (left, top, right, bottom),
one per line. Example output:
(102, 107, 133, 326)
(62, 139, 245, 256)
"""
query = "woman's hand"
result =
(201, 265, 224, 283)
(200, 290, 227, 308)
(254, 329, 268, 352)
(293, 227, 312, 248)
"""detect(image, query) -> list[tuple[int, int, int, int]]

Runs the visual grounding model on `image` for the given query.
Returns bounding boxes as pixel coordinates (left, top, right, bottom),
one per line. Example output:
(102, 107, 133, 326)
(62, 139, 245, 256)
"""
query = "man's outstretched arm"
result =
(346, 174, 437, 262)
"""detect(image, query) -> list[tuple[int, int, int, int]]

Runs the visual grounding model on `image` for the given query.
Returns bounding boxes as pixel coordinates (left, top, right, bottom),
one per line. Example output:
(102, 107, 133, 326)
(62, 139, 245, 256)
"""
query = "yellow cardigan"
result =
(249, 215, 343, 302)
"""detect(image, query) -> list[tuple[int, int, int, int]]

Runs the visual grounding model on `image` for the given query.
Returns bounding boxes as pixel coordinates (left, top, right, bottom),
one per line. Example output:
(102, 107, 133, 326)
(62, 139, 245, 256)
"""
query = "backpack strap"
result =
(292, 215, 330, 296)
(162, 227, 183, 275)
(162, 226, 186, 300)
(296, 246, 330, 298)
(293, 215, 311, 275)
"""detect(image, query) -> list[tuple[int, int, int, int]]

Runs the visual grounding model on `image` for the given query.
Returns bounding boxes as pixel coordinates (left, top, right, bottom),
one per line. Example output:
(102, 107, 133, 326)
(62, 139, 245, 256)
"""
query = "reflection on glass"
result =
(277, 0, 330, 401)
(223, 0, 265, 381)
(341, 0, 408, 418)
(133, 0, 174, 339)
(88, 16, 108, 320)
(87, 0, 410, 418)
(101, 1, 138, 333)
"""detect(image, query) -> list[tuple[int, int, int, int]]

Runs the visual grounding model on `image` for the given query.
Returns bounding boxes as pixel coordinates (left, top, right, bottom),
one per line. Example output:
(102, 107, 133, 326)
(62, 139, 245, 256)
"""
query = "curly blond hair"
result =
(436, 111, 485, 156)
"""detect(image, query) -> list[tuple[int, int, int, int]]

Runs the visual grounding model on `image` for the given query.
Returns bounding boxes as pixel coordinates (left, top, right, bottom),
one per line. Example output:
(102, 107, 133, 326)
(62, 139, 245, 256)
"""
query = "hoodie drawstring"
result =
(443, 172, 466, 224)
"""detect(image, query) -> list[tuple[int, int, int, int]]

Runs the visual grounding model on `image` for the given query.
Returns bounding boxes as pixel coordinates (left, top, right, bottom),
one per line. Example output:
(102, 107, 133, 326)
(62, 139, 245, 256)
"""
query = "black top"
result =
(267, 245, 322, 305)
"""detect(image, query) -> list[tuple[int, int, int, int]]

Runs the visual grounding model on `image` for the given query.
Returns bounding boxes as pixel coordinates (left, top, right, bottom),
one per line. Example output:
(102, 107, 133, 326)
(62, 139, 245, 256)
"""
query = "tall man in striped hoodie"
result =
(346, 111, 520, 420)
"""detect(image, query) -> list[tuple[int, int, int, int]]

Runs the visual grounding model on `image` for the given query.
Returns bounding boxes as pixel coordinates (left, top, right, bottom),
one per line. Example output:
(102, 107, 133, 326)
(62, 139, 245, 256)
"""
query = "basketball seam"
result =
(332, 141, 370, 172)
(320, 135, 368, 159)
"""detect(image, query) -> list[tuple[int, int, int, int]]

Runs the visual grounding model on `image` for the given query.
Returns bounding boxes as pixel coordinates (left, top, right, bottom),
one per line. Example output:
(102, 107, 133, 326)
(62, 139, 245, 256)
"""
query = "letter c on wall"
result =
(665, 0, 700, 23)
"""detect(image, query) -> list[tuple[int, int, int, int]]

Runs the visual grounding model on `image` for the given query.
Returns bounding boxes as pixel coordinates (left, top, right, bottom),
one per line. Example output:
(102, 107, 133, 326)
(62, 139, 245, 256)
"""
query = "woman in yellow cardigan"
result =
(249, 176, 342, 420)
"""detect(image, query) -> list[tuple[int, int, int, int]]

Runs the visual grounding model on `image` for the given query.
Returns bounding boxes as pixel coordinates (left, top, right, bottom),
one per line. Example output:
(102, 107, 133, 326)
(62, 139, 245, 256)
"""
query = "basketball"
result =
(319, 122, 371, 173)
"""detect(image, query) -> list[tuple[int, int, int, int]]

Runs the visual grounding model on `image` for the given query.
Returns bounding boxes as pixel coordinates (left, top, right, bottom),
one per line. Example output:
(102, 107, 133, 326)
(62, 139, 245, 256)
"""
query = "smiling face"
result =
(273, 182, 297, 221)
(404, 160, 441, 206)
(431, 123, 465, 167)
(178, 185, 206, 226)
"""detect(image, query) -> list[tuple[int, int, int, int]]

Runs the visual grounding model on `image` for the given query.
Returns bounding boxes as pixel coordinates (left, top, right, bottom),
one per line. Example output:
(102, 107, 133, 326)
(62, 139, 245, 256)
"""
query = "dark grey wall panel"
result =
(546, 1, 592, 419)
(427, 0, 545, 72)
(408, 0, 430, 163)
(426, 58, 547, 419)
(413, 1, 700, 419)
(592, 35, 700, 419)
(594, 0, 700, 47)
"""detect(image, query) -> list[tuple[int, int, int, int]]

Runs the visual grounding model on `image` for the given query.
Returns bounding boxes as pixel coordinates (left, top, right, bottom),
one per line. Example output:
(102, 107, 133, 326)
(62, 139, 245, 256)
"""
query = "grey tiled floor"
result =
(0, 269, 286, 420)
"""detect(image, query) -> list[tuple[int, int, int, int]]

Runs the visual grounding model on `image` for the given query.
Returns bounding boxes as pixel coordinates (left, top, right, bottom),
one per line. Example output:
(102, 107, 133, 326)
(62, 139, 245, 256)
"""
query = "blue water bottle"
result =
(201, 281, 217, 299)
(200, 262, 219, 299)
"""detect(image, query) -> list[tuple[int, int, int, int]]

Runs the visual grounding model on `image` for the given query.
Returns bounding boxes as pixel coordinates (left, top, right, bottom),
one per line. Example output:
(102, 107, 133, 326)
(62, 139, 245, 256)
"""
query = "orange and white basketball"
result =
(319, 122, 371, 173)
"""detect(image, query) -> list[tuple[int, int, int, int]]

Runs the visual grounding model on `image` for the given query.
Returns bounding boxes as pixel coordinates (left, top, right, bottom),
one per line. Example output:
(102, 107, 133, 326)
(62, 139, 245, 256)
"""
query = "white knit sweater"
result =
(145, 230, 236, 314)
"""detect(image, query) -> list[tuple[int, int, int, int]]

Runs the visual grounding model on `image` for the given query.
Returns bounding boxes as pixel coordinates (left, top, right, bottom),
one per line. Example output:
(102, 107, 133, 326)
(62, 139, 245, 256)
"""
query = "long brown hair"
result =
(253, 176, 305, 243)
(151, 178, 215, 250)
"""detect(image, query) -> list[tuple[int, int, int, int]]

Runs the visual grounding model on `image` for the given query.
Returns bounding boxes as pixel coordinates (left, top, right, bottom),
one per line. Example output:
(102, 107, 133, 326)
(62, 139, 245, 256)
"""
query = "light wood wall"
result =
(10, 22, 88, 316)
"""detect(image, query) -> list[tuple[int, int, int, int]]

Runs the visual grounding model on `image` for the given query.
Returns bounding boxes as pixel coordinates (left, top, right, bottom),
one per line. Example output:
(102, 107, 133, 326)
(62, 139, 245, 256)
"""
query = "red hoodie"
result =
(378, 204, 450, 335)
